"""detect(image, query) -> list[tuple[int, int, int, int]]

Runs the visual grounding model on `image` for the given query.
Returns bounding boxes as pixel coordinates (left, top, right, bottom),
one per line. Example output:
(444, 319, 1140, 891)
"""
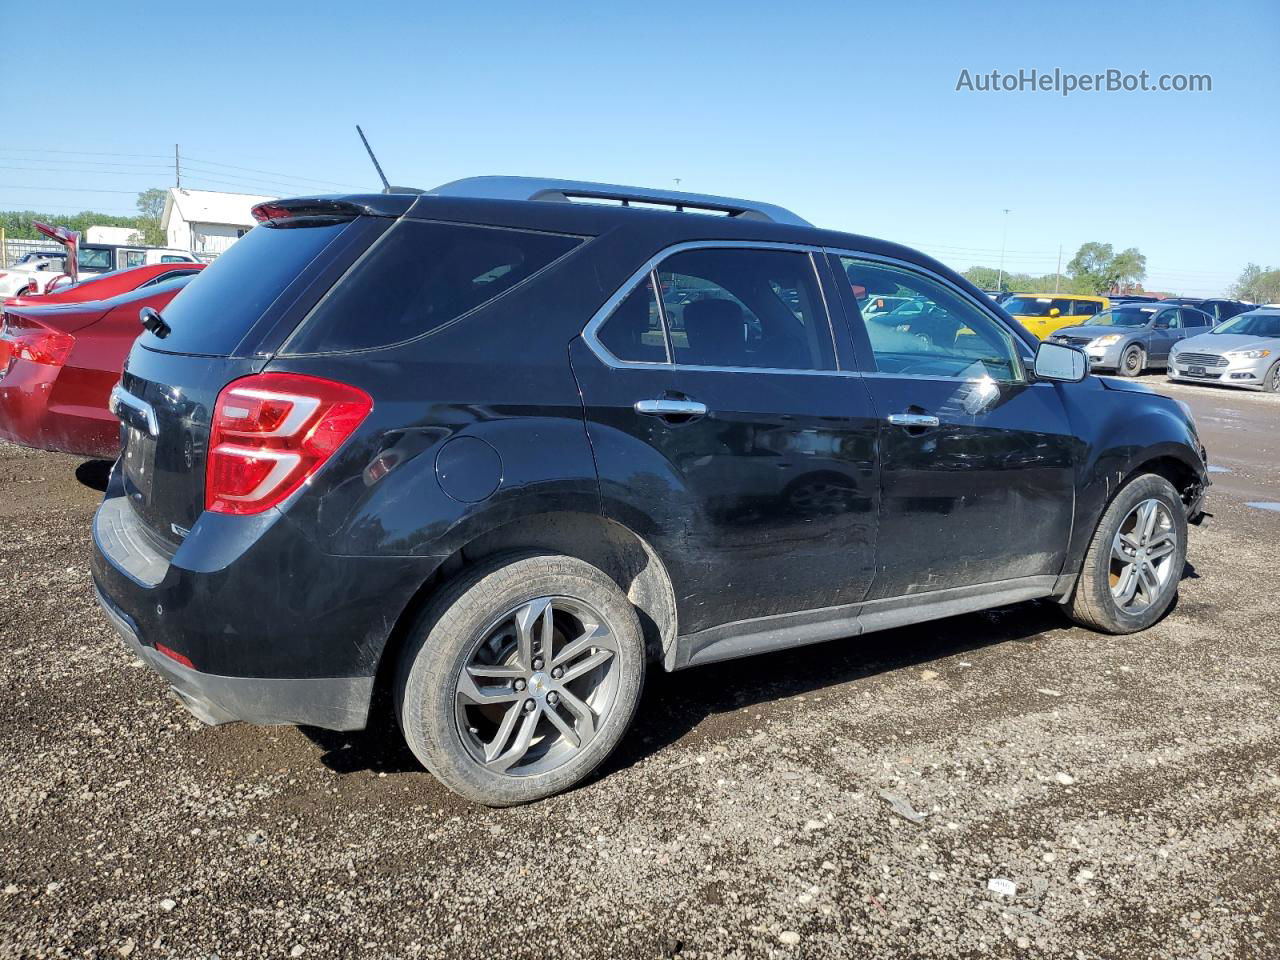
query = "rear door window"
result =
(655, 248, 835, 370)
(138, 221, 350, 355)
(284, 220, 583, 354)
(596, 275, 668, 363)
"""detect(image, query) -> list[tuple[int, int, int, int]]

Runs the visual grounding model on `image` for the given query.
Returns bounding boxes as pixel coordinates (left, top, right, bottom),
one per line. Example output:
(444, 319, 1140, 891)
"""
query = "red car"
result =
(4, 262, 205, 308)
(0, 275, 197, 457)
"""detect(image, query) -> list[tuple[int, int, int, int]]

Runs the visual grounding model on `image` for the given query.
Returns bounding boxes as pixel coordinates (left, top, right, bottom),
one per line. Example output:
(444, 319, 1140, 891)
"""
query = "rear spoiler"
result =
(251, 194, 415, 224)
(33, 221, 80, 282)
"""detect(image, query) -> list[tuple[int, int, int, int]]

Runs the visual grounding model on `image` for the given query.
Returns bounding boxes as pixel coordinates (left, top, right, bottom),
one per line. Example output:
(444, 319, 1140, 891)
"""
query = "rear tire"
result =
(395, 551, 645, 806)
(1065, 474, 1187, 634)
(1118, 344, 1145, 377)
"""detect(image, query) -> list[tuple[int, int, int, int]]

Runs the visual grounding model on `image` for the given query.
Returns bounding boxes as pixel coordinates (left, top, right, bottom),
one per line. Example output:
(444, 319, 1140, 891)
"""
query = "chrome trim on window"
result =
(581, 239, 849, 376)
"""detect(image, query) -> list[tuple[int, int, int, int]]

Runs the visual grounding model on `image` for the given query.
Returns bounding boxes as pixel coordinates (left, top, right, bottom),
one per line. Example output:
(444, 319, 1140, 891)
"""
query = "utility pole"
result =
(996, 208, 1010, 290)
(1055, 244, 1063, 293)
(175, 144, 181, 189)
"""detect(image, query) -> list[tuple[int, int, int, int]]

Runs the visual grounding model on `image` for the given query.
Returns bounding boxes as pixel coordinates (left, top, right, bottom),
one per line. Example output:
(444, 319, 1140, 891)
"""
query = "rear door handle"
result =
(635, 398, 708, 419)
(887, 412, 940, 428)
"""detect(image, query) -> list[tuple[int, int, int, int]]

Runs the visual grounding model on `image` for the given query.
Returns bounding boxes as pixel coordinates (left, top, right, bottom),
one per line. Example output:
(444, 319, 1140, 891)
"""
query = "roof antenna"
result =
(356, 124, 392, 193)
(355, 125, 423, 195)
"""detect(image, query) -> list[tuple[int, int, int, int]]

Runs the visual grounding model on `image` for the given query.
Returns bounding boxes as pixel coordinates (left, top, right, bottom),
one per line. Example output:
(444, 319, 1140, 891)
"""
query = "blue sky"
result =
(4, 0, 1276, 295)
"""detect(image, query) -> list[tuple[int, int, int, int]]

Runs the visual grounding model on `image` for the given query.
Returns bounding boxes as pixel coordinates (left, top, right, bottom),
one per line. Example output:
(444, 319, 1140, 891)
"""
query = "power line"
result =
(0, 156, 171, 169)
(183, 155, 364, 190)
(179, 166, 324, 195)
(0, 145, 364, 191)
(0, 147, 168, 159)
(0, 200, 136, 213)
(0, 184, 140, 194)
(0, 164, 172, 178)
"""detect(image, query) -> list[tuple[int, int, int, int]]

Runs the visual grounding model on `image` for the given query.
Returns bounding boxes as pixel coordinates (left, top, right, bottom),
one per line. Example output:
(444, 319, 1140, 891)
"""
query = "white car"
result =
(1167, 307, 1280, 392)
(0, 223, 200, 298)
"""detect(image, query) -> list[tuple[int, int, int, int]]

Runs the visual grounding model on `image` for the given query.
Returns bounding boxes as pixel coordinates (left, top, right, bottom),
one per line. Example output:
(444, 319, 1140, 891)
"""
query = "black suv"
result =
(92, 177, 1208, 805)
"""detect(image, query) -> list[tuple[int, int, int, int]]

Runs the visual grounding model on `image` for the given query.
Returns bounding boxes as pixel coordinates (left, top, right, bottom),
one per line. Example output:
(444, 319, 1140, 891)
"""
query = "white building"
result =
(162, 188, 274, 257)
(86, 225, 143, 245)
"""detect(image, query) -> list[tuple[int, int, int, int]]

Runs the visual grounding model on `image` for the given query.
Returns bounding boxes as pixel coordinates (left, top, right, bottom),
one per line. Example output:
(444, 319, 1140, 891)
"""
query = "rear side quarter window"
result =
(284, 220, 583, 354)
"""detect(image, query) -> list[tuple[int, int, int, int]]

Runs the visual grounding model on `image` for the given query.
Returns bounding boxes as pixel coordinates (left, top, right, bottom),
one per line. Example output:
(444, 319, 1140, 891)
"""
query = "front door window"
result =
(839, 257, 1024, 382)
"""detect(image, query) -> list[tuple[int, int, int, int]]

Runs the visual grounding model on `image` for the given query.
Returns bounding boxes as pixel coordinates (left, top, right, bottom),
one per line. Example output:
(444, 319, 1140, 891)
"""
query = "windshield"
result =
(1212, 312, 1280, 338)
(1003, 296, 1081, 316)
(1091, 307, 1155, 327)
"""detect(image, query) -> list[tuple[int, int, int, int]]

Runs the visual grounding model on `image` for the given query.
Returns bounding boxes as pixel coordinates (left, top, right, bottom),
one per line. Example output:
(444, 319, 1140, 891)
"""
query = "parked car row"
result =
(963, 290, 1271, 391)
(872, 287, 1271, 389)
(0, 221, 200, 299)
(1041, 302, 1279, 391)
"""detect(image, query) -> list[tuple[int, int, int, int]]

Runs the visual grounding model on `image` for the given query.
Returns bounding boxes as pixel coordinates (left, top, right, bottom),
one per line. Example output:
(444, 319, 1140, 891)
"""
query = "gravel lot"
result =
(2, 375, 1278, 959)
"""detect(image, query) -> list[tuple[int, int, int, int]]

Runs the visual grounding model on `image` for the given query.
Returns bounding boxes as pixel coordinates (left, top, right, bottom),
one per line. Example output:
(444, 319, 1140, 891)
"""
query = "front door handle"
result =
(635, 398, 708, 419)
(887, 412, 940, 428)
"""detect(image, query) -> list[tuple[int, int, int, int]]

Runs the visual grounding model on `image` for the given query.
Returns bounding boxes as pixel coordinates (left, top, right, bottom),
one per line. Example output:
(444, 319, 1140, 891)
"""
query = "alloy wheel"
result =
(1109, 498, 1177, 613)
(454, 596, 620, 777)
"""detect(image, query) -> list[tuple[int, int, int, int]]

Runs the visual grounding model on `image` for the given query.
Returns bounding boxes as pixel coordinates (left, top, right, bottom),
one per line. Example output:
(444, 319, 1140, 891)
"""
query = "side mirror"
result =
(1048, 307, 1061, 318)
(1033, 340, 1087, 383)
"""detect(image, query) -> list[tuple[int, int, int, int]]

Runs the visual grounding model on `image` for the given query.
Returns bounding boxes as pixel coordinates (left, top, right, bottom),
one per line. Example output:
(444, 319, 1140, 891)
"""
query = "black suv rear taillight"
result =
(206, 373, 372, 515)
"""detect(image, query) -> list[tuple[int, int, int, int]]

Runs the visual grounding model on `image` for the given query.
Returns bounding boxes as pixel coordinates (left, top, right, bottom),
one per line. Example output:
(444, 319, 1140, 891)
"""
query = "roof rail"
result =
(427, 176, 812, 227)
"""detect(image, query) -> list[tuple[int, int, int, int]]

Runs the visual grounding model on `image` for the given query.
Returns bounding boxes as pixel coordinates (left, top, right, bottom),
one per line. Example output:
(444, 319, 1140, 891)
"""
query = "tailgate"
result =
(116, 350, 264, 547)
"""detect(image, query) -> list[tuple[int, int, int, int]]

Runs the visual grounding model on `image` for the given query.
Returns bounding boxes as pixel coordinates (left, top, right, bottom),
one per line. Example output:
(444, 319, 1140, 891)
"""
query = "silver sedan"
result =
(1168, 307, 1280, 392)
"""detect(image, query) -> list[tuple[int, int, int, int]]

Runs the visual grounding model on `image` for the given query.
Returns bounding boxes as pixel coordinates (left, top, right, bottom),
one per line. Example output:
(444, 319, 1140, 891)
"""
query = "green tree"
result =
(1229, 263, 1280, 304)
(962, 266, 1004, 289)
(965, 265, 1079, 294)
(1066, 242, 1146, 294)
(0, 209, 147, 241)
(134, 188, 167, 246)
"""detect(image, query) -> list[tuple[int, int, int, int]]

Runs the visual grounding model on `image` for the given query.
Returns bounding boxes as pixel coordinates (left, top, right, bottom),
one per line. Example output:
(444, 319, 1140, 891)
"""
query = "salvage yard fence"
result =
(1, 237, 65, 270)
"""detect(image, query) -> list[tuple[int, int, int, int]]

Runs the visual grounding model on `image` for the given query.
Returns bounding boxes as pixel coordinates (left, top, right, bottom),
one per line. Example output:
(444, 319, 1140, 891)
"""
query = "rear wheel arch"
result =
(373, 510, 677, 705)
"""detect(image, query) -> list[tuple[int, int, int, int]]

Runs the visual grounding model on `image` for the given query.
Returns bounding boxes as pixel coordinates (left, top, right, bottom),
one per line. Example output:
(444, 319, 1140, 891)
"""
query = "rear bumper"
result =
(94, 583, 373, 728)
(90, 465, 442, 731)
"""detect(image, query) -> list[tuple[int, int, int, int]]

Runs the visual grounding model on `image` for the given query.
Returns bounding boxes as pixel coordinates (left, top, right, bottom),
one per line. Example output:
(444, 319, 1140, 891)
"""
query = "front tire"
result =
(1263, 360, 1280, 393)
(1118, 344, 1145, 377)
(396, 552, 646, 806)
(1065, 474, 1187, 634)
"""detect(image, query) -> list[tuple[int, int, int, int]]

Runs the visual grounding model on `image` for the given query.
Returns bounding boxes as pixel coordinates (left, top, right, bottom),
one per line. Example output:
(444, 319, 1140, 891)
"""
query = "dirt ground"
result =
(1, 375, 1277, 959)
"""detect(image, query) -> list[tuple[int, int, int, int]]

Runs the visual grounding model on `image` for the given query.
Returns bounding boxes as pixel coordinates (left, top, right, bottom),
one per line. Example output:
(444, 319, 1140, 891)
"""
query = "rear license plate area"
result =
(122, 426, 157, 504)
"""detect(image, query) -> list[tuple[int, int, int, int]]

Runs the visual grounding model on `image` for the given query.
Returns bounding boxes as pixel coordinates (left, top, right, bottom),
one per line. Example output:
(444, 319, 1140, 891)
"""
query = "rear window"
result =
(282, 220, 583, 354)
(138, 221, 348, 355)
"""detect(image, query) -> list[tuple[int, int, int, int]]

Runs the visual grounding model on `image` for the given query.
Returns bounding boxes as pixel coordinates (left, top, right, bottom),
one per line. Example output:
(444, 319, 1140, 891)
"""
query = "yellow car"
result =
(1004, 294, 1110, 340)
